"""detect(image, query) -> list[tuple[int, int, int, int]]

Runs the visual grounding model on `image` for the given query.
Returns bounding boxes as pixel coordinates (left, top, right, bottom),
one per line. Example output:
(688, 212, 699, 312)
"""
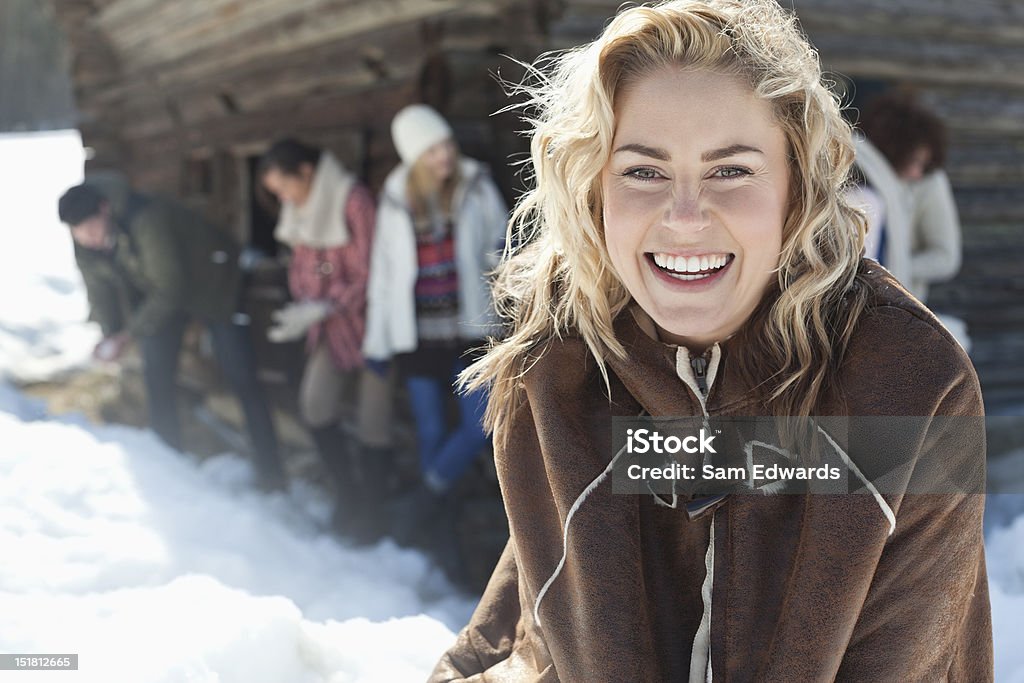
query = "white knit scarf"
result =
(273, 152, 355, 248)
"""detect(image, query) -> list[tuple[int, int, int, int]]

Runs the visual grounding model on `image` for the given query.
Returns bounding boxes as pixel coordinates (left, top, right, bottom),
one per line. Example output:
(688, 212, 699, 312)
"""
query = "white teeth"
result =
(665, 271, 710, 281)
(651, 252, 730, 274)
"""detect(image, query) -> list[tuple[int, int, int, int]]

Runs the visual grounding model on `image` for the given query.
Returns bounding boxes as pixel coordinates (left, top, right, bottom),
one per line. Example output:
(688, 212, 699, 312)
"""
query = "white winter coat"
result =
(853, 135, 962, 303)
(362, 157, 508, 361)
(905, 169, 962, 302)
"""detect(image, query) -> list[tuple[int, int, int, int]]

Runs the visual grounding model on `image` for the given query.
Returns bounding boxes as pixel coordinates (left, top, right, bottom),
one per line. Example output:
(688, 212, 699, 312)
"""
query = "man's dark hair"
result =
(58, 183, 108, 226)
(860, 92, 947, 175)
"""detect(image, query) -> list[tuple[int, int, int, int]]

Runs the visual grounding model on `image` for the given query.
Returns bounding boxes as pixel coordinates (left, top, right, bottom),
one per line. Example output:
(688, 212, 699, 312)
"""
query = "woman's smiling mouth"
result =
(647, 252, 735, 282)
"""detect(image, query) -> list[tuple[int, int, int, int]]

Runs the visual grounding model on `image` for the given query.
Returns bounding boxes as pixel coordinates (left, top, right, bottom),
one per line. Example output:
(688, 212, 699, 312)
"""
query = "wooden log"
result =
(812, 35, 1024, 89)
(793, 0, 1024, 45)
(953, 188, 1024, 222)
(957, 223, 1024, 249)
(98, 0, 488, 87)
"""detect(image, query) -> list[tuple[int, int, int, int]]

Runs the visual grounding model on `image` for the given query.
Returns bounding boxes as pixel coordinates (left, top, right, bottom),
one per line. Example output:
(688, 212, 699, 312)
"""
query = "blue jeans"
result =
(137, 312, 283, 481)
(405, 359, 489, 489)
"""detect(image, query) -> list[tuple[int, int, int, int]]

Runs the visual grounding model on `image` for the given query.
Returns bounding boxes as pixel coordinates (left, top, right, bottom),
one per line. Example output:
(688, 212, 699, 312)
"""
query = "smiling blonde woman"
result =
(430, 0, 992, 681)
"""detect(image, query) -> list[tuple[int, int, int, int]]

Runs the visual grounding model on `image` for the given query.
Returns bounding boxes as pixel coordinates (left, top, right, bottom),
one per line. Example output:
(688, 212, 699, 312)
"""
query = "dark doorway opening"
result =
(247, 155, 280, 258)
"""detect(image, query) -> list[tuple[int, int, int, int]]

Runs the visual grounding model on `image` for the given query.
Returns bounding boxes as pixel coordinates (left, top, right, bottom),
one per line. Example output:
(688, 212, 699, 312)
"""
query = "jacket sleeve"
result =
(77, 254, 124, 337)
(126, 208, 188, 337)
(430, 541, 525, 681)
(328, 184, 375, 312)
(909, 170, 962, 284)
(361, 197, 397, 361)
(431, 376, 563, 682)
(837, 365, 991, 681)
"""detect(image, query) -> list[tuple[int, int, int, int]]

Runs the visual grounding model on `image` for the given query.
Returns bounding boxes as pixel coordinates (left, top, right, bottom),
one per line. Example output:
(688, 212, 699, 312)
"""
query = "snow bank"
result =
(0, 403, 471, 682)
(987, 510, 1024, 681)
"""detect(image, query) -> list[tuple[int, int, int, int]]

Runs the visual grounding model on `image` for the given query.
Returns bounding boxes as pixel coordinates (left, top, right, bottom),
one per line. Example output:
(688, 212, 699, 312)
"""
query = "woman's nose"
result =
(664, 185, 708, 232)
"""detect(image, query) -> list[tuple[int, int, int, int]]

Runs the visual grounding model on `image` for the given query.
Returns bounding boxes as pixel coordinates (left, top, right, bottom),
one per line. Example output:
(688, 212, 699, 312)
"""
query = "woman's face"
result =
(419, 138, 457, 182)
(262, 163, 315, 206)
(601, 67, 791, 351)
(900, 145, 932, 181)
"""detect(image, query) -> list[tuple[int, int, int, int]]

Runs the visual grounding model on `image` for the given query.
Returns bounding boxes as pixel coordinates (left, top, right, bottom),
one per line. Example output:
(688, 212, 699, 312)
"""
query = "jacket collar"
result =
(605, 306, 702, 417)
(605, 305, 762, 416)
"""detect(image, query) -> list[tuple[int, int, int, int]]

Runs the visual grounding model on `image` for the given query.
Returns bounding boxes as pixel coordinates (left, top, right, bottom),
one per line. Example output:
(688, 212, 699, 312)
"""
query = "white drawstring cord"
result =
(817, 425, 897, 536)
(532, 437, 632, 627)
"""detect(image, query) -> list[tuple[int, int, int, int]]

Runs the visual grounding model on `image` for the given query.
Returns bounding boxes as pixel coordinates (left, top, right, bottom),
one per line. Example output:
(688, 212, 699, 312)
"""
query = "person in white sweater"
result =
(852, 92, 969, 349)
(858, 92, 962, 303)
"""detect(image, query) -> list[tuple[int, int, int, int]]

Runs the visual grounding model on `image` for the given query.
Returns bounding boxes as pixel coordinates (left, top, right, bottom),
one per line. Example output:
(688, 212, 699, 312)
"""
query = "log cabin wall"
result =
(49, 0, 552, 224)
(794, 0, 1024, 413)
(51, 0, 1023, 411)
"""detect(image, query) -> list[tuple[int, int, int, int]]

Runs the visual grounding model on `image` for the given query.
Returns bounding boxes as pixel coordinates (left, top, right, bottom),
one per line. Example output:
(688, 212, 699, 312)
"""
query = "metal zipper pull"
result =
(690, 354, 709, 397)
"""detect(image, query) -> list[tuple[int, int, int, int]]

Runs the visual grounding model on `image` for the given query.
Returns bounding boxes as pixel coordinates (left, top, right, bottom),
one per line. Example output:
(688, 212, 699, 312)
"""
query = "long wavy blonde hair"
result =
(406, 139, 462, 231)
(463, 0, 869, 437)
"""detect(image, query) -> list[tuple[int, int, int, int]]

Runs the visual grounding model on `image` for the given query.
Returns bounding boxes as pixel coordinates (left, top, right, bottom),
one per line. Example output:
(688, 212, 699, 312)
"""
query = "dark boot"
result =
(255, 468, 287, 494)
(343, 443, 397, 543)
(425, 495, 469, 587)
(308, 425, 365, 540)
(252, 448, 287, 494)
(389, 481, 447, 548)
(390, 483, 468, 585)
(360, 443, 400, 496)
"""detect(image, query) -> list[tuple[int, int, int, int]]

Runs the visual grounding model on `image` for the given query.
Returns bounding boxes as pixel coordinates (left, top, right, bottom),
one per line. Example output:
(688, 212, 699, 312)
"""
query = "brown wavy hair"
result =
(860, 91, 947, 175)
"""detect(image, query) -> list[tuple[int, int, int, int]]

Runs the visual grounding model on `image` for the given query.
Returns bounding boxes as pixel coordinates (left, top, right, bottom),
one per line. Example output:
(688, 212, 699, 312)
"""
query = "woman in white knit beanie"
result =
(364, 104, 509, 576)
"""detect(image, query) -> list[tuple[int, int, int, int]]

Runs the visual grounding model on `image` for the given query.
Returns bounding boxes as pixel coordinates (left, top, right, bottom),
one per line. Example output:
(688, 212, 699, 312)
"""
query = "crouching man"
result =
(58, 174, 286, 490)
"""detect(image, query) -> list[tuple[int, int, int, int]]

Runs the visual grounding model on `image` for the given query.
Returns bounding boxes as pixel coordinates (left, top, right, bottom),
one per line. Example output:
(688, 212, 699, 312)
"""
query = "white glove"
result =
(267, 300, 331, 343)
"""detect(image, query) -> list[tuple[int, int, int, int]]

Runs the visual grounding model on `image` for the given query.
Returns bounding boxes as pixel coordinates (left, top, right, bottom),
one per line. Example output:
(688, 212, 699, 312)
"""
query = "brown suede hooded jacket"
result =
(431, 266, 992, 682)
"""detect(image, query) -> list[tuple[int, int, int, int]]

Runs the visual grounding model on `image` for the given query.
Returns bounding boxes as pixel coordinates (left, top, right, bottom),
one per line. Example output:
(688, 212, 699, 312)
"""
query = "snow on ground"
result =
(987, 505, 1024, 683)
(0, 131, 471, 682)
(0, 409, 469, 682)
(1, 130, 1022, 681)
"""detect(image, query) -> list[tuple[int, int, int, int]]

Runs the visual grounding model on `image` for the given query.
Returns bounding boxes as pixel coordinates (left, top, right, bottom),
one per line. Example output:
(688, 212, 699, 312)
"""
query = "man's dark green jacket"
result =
(74, 173, 242, 337)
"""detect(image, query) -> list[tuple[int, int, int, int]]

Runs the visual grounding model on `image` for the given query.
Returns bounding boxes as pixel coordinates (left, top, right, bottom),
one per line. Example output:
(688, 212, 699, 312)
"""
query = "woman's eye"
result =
(712, 166, 752, 179)
(623, 167, 662, 182)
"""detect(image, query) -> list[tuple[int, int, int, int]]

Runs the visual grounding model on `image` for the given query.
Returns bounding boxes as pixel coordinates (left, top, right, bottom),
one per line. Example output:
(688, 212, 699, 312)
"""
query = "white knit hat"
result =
(390, 104, 453, 166)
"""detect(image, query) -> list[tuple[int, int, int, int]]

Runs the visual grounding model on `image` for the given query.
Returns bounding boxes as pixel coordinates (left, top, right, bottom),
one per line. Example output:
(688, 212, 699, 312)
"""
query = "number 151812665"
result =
(1, 654, 78, 670)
